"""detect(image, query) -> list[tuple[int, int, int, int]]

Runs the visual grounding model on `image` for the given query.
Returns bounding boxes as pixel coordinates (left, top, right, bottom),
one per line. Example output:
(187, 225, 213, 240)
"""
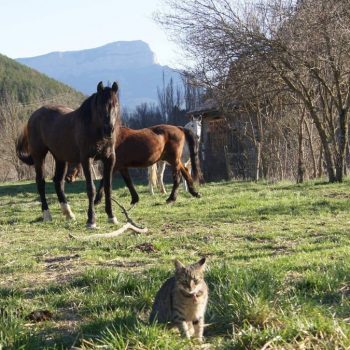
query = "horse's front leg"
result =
(103, 154, 117, 224)
(81, 158, 96, 228)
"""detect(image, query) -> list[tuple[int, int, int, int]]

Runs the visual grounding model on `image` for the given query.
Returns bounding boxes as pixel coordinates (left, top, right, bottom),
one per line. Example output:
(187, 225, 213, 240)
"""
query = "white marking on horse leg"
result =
(183, 178, 188, 191)
(43, 210, 52, 222)
(108, 216, 118, 224)
(60, 203, 75, 220)
(86, 222, 97, 229)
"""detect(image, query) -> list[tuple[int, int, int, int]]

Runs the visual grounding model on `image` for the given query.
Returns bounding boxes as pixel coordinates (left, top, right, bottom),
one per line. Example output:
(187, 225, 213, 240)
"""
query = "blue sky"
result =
(0, 0, 179, 66)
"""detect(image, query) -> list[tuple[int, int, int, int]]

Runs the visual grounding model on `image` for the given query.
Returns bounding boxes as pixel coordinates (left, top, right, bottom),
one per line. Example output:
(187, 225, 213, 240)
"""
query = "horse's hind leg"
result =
(94, 178, 104, 205)
(53, 160, 75, 220)
(120, 168, 139, 205)
(180, 163, 201, 199)
(148, 164, 156, 195)
(183, 159, 191, 192)
(34, 159, 52, 221)
(166, 163, 181, 203)
(157, 161, 167, 194)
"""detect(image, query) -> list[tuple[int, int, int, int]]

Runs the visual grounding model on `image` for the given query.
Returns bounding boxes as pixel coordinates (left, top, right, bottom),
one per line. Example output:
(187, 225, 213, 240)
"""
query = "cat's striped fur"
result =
(150, 257, 208, 341)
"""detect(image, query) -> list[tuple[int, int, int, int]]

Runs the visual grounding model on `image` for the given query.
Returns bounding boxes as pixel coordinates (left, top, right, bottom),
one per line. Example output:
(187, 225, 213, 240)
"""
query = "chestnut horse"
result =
(66, 124, 202, 204)
(16, 82, 120, 228)
(148, 115, 202, 194)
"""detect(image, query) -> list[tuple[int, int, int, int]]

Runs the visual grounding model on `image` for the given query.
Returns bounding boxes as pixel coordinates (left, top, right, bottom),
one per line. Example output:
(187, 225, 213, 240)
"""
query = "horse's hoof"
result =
(94, 199, 101, 206)
(43, 210, 52, 222)
(60, 203, 76, 220)
(194, 192, 201, 198)
(166, 198, 176, 204)
(130, 198, 139, 205)
(86, 222, 97, 229)
(108, 216, 118, 224)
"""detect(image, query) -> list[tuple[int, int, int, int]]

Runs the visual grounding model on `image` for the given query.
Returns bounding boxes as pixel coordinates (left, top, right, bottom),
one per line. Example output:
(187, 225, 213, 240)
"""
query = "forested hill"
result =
(0, 53, 84, 104)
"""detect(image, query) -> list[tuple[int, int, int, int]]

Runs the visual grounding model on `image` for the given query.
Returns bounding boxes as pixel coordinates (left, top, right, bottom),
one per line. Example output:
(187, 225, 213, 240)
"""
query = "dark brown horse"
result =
(66, 125, 202, 204)
(16, 82, 120, 228)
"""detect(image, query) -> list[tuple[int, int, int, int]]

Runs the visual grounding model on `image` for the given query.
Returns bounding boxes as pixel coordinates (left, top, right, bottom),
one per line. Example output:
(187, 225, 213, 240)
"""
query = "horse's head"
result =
(94, 81, 120, 139)
(185, 115, 202, 140)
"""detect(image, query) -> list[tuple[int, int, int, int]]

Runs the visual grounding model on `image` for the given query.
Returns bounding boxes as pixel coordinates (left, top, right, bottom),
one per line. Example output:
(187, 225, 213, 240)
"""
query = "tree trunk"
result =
(297, 115, 305, 183)
(255, 141, 262, 181)
(304, 119, 317, 178)
(335, 109, 348, 182)
(310, 111, 336, 182)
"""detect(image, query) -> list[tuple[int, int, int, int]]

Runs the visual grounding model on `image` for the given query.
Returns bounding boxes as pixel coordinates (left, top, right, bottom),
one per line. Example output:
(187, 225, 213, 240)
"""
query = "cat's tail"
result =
(16, 124, 34, 165)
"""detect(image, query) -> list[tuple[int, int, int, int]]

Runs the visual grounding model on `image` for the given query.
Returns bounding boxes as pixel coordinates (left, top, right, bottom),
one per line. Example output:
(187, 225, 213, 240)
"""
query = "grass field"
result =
(0, 177, 350, 349)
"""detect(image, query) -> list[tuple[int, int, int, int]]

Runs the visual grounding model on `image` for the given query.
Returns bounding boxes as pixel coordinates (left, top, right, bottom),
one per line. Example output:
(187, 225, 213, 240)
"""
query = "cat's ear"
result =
(174, 259, 185, 271)
(195, 257, 206, 270)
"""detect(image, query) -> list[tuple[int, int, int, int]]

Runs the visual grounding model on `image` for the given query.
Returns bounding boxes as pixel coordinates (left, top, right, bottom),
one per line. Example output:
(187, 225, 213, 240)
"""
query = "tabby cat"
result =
(149, 257, 208, 342)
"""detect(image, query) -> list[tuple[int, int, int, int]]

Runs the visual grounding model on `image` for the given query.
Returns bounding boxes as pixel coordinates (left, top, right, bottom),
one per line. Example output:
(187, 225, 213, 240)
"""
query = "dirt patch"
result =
(324, 192, 350, 199)
(100, 259, 152, 270)
(26, 310, 53, 322)
(135, 242, 158, 253)
(43, 254, 80, 264)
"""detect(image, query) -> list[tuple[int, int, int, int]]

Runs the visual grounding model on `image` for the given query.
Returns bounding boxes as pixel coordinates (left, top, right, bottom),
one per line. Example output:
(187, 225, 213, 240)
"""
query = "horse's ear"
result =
(112, 82, 119, 93)
(97, 81, 104, 93)
(198, 115, 203, 123)
(190, 114, 194, 121)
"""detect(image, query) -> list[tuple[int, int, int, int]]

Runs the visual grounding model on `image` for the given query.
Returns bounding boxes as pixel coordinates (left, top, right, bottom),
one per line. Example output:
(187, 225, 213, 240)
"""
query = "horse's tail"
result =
(180, 127, 203, 183)
(16, 125, 34, 165)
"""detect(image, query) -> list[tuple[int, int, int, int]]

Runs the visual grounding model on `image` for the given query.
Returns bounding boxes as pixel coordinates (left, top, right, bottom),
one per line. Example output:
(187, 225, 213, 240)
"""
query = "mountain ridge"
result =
(17, 41, 181, 109)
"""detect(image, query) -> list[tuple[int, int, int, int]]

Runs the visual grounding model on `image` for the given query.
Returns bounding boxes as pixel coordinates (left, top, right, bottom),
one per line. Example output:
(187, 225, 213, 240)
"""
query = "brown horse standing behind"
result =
(16, 82, 120, 228)
(67, 125, 202, 204)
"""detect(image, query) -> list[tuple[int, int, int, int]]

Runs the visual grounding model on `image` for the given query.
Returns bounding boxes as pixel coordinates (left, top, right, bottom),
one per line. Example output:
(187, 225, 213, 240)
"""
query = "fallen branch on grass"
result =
(69, 197, 148, 241)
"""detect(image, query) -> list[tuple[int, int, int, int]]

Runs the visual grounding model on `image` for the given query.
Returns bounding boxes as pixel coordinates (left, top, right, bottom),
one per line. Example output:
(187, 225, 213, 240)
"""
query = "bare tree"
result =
(0, 92, 84, 181)
(156, 0, 350, 182)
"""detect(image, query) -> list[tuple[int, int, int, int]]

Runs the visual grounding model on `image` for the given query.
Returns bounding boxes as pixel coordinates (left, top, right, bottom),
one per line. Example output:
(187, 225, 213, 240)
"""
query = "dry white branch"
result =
(68, 197, 148, 240)
(68, 222, 148, 241)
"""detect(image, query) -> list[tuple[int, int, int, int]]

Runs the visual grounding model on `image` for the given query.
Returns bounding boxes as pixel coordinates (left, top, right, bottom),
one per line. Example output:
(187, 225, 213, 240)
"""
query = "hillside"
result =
(17, 41, 181, 109)
(0, 53, 84, 104)
(0, 178, 349, 348)
(0, 54, 85, 182)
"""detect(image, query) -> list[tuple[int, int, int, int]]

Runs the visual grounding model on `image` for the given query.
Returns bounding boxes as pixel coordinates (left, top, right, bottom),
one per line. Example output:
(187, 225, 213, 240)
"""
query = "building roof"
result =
(187, 98, 219, 116)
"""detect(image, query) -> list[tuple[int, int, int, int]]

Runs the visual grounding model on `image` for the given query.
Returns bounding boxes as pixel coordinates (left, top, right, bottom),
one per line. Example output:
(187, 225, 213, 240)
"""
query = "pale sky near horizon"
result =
(0, 0, 181, 67)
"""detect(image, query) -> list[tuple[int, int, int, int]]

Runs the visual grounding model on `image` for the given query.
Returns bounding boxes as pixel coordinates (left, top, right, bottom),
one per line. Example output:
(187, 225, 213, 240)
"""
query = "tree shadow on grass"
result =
(0, 176, 129, 198)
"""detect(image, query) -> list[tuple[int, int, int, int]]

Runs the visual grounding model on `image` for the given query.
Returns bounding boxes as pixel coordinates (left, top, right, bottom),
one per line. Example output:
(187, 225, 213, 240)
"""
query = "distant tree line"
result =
(123, 75, 203, 129)
(156, 0, 350, 183)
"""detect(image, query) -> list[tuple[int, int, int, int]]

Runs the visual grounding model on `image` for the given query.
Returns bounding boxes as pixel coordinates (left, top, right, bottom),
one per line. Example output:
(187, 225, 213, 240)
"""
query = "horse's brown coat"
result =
(16, 82, 121, 227)
(67, 124, 202, 204)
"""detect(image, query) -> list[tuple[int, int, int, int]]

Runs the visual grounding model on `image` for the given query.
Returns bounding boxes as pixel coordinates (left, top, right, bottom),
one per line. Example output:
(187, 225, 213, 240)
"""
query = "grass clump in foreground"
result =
(0, 177, 350, 349)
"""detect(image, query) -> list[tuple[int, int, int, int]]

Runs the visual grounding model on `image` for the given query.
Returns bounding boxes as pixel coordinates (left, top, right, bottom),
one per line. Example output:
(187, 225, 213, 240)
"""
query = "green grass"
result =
(0, 177, 350, 349)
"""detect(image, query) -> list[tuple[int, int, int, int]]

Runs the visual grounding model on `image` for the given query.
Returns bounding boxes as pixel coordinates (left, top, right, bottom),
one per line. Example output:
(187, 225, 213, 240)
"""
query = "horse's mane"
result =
(76, 88, 121, 123)
(76, 93, 95, 123)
